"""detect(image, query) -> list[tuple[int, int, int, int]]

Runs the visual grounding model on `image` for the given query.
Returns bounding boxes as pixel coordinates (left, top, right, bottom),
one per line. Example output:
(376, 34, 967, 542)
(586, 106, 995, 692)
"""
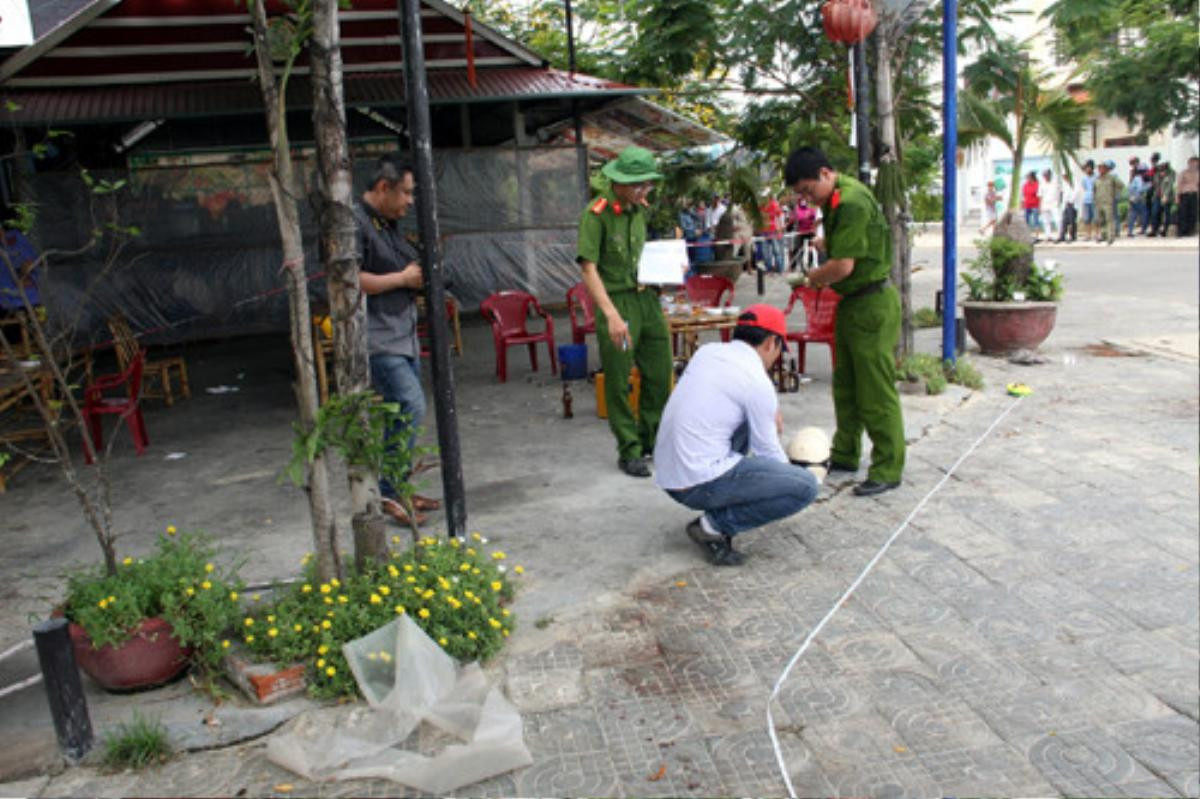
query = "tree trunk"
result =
(250, 0, 341, 583)
(875, 35, 914, 356)
(309, 0, 385, 562)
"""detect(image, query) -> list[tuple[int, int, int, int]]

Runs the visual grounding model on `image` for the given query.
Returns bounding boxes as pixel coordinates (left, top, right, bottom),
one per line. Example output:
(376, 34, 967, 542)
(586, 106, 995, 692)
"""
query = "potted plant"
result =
(961, 234, 1064, 354)
(62, 529, 244, 691)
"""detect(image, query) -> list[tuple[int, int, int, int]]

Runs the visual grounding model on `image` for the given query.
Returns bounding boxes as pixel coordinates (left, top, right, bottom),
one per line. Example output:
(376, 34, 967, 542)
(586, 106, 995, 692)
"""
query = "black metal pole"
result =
(853, 40, 871, 184)
(33, 619, 92, 763)
(398, 0, 466, 538)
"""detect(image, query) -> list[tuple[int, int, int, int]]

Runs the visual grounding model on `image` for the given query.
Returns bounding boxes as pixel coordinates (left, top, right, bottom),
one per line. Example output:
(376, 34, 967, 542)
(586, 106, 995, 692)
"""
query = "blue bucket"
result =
(559, 343, 588, 381)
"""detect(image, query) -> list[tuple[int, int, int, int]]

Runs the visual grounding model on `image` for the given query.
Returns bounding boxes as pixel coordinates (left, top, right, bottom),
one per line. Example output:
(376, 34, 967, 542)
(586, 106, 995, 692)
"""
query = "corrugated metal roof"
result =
(0, 67, 647, 125)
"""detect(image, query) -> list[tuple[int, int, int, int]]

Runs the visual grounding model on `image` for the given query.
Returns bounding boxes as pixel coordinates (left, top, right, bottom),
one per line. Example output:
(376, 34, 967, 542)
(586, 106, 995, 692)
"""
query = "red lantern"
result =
(821, 0, 878, 44)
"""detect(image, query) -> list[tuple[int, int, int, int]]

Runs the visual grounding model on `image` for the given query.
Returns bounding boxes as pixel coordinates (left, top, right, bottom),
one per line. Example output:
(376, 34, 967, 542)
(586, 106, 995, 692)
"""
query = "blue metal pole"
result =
(942, 0, 958, 362)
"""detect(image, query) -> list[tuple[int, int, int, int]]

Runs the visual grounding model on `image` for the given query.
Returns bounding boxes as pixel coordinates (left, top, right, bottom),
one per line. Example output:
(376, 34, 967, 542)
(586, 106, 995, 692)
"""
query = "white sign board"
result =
(0, 0, 33, 47)
(637, 239, 688, 286)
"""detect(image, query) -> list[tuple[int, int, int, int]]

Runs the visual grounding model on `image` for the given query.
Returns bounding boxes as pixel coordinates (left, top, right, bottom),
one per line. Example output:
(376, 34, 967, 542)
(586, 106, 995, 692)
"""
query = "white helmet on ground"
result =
(786, 426, 831, 482)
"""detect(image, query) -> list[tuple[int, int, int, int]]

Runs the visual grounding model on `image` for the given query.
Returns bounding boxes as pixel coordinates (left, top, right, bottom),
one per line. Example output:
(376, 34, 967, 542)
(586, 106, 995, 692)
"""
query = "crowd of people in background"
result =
(678, 193, 824, 273)
(1000, 152, 1200, 244)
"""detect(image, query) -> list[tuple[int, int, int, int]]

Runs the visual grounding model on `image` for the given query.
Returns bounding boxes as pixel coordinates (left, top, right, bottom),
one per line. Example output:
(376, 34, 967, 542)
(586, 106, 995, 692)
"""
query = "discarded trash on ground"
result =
(267, 615, 532, 793)
(1006, 382, 1033, 397)
(164, 452, 188, 460)
(205, 385, 240, 394)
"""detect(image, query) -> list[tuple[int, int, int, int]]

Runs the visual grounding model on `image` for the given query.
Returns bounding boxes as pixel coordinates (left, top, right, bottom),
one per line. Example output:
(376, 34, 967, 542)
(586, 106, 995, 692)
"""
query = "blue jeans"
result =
(1024, 208, 1041, 232)
(666, 424, 819, 536)
(369, 353, 425, 499)
(764, 237, 785, 273)
(1127, 200, 1148, 234)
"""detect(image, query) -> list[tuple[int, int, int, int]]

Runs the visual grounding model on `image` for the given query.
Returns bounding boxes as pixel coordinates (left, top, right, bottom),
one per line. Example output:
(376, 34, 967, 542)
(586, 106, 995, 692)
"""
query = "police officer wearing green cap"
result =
(576, 146, 673, 478)
(784, 146, 905, 496)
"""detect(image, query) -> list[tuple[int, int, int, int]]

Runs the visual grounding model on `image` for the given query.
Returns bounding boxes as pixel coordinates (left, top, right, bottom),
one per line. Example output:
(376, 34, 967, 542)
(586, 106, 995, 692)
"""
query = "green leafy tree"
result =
(958, 39, 1090, 209)
(1041, 0, 1199, 135)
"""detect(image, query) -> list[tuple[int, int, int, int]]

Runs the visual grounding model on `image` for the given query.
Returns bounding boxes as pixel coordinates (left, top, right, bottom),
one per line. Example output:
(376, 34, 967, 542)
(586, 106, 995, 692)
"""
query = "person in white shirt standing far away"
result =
(654, 305, 821, 566)
(1039, 169, 1062, 242)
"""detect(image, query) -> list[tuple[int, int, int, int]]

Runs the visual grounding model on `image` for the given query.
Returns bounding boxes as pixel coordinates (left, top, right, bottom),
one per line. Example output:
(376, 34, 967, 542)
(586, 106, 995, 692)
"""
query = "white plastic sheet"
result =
(266, 616, 532, 793)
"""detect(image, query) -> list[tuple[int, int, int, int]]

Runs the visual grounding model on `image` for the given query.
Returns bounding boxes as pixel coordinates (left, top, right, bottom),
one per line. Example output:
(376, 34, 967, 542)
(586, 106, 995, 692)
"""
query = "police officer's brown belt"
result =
(840, 280, 888, 300)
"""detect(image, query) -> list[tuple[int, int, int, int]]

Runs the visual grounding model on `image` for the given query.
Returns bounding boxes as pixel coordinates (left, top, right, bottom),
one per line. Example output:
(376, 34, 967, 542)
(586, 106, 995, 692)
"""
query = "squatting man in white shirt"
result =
(654, 305, 820, 566)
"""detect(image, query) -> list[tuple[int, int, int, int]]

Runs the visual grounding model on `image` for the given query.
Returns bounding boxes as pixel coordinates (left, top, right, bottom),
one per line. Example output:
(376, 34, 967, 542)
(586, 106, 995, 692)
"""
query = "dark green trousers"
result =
(595, 289, 673, 460)
(831, 286, 906, 483)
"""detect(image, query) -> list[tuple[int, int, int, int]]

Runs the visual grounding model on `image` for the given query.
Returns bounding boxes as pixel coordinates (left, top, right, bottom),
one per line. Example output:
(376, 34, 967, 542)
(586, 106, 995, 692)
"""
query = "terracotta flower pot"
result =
(962, 301, 1058, 355)
(68, 617, 192, 691)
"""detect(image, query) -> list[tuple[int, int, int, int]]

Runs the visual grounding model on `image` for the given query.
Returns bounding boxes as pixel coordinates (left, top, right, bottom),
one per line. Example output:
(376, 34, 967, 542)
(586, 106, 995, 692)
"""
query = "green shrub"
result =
(910, 190, 942, 223)
(898, 353, 984, 395)
(913, 307, 941, 328)
(102, 713, 170, 770)
(241, 534, 521, 699)
(962, 236, 1062, 302)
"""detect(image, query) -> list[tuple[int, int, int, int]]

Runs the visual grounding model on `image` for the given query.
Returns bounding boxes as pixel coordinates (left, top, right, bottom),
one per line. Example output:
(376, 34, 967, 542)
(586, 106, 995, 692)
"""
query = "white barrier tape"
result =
(767, 395, 1026, 797)
(0, 639, 33, 664)
(0, 672, 43, 701)
(683, 231, 808, 248)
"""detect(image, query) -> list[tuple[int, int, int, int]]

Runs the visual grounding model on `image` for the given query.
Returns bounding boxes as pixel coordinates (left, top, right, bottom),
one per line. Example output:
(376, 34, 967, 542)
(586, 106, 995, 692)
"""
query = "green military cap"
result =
(601, 146, 663, 184)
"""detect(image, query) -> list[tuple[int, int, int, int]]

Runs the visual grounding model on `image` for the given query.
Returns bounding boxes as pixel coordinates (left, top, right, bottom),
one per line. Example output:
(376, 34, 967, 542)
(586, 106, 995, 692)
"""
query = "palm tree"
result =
(958, 39, 1090, 210)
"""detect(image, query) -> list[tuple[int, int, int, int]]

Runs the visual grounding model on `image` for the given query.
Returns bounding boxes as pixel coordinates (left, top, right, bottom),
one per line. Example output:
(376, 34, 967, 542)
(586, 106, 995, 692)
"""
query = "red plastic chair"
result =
(480, 291, 558, 382)
(82, 349, 149, 464)
(565, 282, 596, 345)
(783, 286, 841, 374)
(684, 274, 736, 345)
(684, 274, 734, 309)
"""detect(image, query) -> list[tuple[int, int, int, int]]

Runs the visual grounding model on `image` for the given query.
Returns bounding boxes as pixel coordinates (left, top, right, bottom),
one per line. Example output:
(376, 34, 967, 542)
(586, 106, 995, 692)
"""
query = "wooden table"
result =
(666, 312, 737, 361)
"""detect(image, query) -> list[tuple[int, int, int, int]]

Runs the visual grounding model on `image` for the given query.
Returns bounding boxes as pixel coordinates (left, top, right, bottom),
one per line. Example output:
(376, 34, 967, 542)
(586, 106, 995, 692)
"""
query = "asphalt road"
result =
(911, 244, 1199, 308)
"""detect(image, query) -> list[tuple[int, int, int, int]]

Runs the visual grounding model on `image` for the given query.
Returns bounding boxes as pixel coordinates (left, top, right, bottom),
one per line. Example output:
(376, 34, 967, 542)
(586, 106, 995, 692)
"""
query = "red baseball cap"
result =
(736, 304, 788, 338)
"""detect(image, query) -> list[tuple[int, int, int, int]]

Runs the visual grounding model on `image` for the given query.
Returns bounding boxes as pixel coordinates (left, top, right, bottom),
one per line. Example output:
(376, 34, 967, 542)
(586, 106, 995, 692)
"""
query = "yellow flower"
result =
(403, 564, 413, 573)
(473, 597, 482, 605)
(438, 637, 448, 646)
(222, 640, 231, 649)
(312, 625, 320, 633)
(422, 537, 436, 546)
(492, 551, 506, 560)
(464, 590, 475, 599)
(405, 576, 416, 583)
(204, 563, 215, 573)
(472, 568, 481, 575)
(379, 651, 392, 663)
(491, 581, 502, 592)
(326, 610, 334, 617)
(201, 580, 212, 590)
(337, 595, 349, 604)
(449, 539, 460, 548)
(323, 596, 333, 605)
(122, 556, 133, 566)
(268, 628, 278, 638)
(301, 584, 312, 593)
(166, 525, 177, 535)
(514, 565, 525, 575)
(391, 535, 401, 545)
(325, 666, 336, 677)
(108, 595, 116, 603)
(229, 591, 239, 601)
(319, 584, 331, 594)
(394, 605, 406, 615)
(387, 565, 399, 578)
(422, 589, 435, 600)
(369, 593, 382, 605)
(418, 608, 430, 619)
(471, 532, 482, 542)
(488, 618, 502, 629)
(502, 629, 509, 638)
(330, 578, 340, 588)
(379, 585, 391, 596)
(293, 624, 303, 632)
(317, 658, 326, 668)
(245, 634, 255, 643)
(367, 652, 378, 661)
(466, 548, 476, 556)
(185, 587, 195, 596)
(251, 593, 261, 601)
(467, 631, 477, 640)
(97, 598, 108, 609)
(321, 620, 331, 629)
(437, 577, 451, 590)
(459, 563, 471, 572)
(267, 615, 276, 623)
(244, 617, 255, 626)
(317, 644, 329, 654)
(419, 565, 428, 572)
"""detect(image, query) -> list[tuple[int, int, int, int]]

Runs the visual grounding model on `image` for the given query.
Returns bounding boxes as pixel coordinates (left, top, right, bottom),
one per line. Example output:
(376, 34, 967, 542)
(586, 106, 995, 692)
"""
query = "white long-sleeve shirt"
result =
(653, 340, 787, 490)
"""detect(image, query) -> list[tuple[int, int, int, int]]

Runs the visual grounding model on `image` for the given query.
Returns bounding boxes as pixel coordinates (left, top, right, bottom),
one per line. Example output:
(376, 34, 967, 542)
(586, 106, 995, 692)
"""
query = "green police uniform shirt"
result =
(823, 174, 892, 296)
(576, 180, 647, 293)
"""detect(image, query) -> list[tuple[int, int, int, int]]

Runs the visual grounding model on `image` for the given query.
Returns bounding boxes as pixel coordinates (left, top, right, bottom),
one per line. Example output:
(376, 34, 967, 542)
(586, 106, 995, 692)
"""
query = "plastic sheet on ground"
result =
(266, 615, 532, 794)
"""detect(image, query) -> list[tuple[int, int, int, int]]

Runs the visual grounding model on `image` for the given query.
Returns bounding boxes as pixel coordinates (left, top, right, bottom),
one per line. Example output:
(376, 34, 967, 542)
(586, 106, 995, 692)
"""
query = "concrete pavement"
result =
(0, 239, 1196, 797)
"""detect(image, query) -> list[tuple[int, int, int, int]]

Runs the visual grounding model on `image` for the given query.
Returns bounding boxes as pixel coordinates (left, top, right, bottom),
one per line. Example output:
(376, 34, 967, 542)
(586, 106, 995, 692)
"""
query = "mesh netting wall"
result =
(30, 146, 586, 347)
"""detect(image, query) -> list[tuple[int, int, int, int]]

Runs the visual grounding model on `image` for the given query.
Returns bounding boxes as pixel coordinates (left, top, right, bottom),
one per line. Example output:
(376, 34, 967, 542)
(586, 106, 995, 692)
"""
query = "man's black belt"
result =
(840, 280, 888, 300)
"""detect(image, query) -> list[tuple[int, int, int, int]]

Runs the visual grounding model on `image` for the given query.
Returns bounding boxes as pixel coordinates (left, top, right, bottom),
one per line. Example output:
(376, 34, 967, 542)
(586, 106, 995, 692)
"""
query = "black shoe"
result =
(686, 516, 723, 545)
(828, 461, 859, 473)
(618, 456, 651, 478)
(854, 479, 900, 497)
